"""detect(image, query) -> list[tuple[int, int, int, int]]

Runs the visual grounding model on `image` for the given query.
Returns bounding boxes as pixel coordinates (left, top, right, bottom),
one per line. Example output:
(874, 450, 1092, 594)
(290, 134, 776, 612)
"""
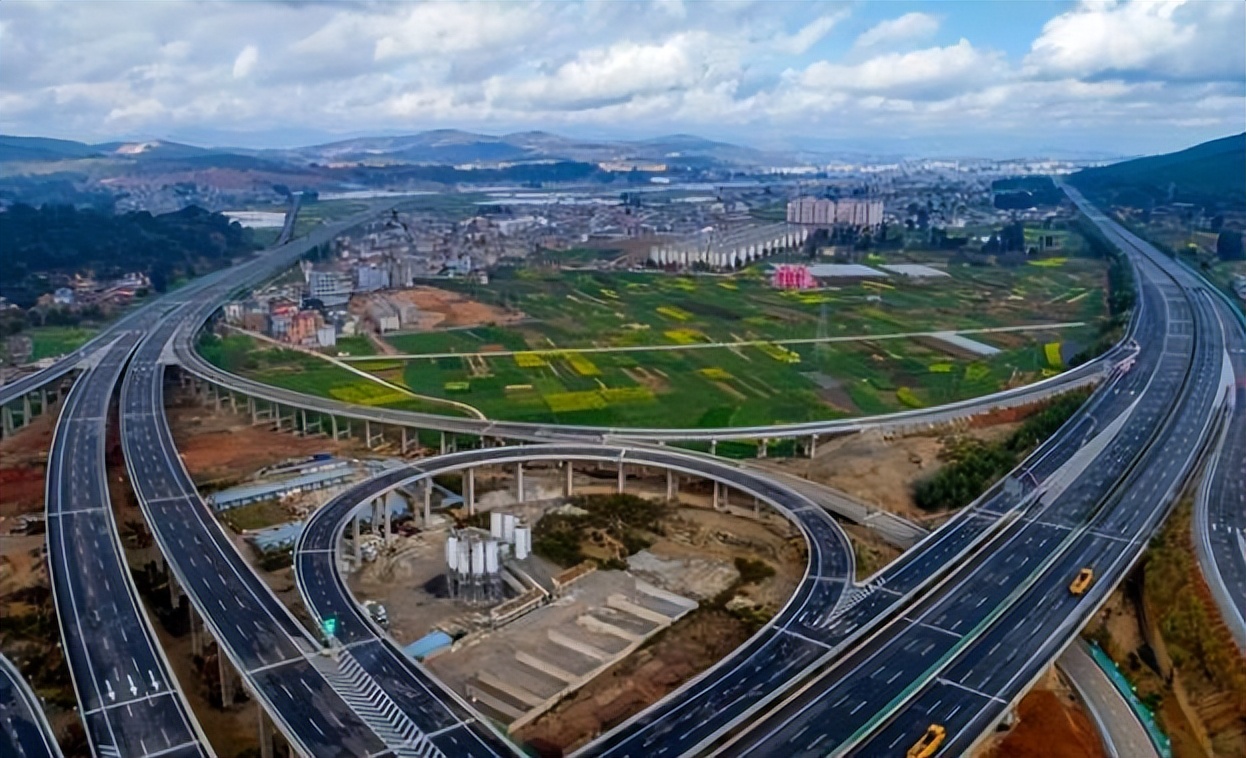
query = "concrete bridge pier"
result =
(757, 438, 768, 459)
(465, 468, 476, 514)
(422, 480, 432, 526)
(164, 559, 185, 606)
(371, 499, 385, 540)
(257, 702, 275, 758)
(808, 433, 819, 459)
(1, 405, 14, 437)
(515, 462, 525, 503)
(352, 512, 362, 563)
(617, 462, 626, 493)
(218, 643, 241, 709)
(666, 469, 677, 501)
(364, 421, 383, 449)
(709, 439, 718, 456)
(189, 605, 204, 659)
(440, 431, 447, 455)
(564, 462, 574, 498)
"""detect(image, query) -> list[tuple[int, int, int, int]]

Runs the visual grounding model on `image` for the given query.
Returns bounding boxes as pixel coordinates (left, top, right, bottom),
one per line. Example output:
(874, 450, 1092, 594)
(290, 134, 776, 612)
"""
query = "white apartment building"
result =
(786, 197, 884, 228)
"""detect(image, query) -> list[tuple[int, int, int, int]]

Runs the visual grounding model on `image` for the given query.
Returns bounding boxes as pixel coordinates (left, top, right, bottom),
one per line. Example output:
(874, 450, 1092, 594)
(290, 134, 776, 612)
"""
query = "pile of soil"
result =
(984, 685, 1106, 758)
(166, 401, 360, 485)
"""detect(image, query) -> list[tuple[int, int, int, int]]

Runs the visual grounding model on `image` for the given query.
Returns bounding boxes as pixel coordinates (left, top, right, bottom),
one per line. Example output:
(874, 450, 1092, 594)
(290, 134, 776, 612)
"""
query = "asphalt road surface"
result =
(0, 653, 63, 758)
(45, 333, 209, 758)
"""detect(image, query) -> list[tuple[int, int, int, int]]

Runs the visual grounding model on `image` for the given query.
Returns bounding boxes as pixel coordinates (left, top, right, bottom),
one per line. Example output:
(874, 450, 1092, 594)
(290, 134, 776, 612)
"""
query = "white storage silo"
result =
(514, 526, 531, 560)
(446, 536, 459, 570)
(485, 541, 499, 574)
(471, 541, 485, 577)
(490, 512, 503, 540)
(503, 514, 516, 544)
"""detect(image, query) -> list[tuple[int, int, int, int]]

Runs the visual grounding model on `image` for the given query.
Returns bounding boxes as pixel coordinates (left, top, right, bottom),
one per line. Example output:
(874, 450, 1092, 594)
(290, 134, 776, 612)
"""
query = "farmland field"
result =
(212, 249, 1109, 430)
(25, 326, 99, 361)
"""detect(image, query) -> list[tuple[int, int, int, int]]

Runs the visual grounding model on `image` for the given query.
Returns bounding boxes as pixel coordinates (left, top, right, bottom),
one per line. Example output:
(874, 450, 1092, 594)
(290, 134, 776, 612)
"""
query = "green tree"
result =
(1216, 230, 1245, 261)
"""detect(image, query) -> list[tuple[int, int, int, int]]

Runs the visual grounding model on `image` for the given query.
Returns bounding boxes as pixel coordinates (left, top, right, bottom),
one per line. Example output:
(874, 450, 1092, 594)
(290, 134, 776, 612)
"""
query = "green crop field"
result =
(213, 248, 1110, 431)
(198, 333, 473, 417)
(27, 326, 98, 360)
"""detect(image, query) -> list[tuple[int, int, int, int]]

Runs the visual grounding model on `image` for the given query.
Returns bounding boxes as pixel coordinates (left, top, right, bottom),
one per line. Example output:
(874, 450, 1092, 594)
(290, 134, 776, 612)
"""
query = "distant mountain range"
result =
(1069, 133, 1246, 209)
(0, 129, 782, 169)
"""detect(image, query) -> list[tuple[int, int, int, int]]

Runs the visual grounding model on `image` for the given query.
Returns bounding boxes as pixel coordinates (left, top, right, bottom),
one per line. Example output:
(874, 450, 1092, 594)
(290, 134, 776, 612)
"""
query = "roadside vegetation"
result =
(1069, 213, 1137, 365)
(912, 389, 1091, 511)
(532, 493, 666, 568)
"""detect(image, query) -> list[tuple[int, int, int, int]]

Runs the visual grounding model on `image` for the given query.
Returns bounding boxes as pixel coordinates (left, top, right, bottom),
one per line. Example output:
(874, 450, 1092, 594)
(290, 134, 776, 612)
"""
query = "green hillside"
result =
(1069, 133, 1246, 209)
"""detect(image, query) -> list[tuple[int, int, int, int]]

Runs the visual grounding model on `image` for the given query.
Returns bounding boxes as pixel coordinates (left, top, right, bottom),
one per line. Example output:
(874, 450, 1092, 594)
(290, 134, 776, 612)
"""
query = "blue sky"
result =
(1, 1, 1242, 157)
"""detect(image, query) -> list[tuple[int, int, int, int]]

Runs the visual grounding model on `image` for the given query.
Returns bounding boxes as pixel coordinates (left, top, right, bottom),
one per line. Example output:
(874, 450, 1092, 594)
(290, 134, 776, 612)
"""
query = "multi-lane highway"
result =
(1189, 265, 1246, 652)
(45, 333, 211, 758)
(122, 312, 406, 757)
(0, 653, 63, 758)
(714, 187, 1228, 758)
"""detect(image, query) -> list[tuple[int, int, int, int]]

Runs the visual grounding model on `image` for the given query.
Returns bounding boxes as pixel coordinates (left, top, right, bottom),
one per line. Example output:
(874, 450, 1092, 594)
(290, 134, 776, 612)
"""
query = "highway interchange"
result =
(2, 187, 1242, 757)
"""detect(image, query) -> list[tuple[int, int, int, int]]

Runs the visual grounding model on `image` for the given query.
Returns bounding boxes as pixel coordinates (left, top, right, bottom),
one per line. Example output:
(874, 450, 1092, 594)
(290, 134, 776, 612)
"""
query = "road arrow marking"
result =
(105, 680, 116, 701)
(126, 675, 137, 697)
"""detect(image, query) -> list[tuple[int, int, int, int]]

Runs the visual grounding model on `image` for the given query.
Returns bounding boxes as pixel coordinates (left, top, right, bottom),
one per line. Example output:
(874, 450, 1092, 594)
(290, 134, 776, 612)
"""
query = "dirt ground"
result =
(0, 408, 56, 518)
(842, 523, 904, 579)
(0, 408, 86, 753)
(354, 286, 524, 332)
(514, 608, 753, 755)
(980, 669, 1107, 758)
(765, 422, 1020, 521)
(166, 395, 370, 487)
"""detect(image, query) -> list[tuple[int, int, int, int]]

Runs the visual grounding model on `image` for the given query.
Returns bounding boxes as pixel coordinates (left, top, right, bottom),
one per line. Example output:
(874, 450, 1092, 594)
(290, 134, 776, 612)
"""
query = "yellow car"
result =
(907, 724, 946, 758)
(1069, 567, 1095, 596)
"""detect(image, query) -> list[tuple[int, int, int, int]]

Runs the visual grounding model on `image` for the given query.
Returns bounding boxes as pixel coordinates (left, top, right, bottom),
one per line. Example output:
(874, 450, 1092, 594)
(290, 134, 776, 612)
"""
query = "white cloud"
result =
(1025, 0, 1245, 81)
(487, 32, 726, 111)
(854, 12, 940, 50)
(232, 45, 258, 79)
(372, 3, 542, 61)
(773, 12, 849, 55)
(796, 39, 1006, 100)
(0, 0, 1239, 154)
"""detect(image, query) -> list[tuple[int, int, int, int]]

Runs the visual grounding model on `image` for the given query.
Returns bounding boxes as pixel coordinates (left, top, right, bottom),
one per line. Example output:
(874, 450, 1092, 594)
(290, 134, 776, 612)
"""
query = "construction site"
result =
(346, 462, 805, 747)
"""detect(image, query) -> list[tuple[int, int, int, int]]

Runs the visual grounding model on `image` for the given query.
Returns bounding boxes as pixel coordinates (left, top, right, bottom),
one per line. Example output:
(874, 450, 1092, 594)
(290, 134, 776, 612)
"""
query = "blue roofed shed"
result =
(403, 631, 453, 661)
